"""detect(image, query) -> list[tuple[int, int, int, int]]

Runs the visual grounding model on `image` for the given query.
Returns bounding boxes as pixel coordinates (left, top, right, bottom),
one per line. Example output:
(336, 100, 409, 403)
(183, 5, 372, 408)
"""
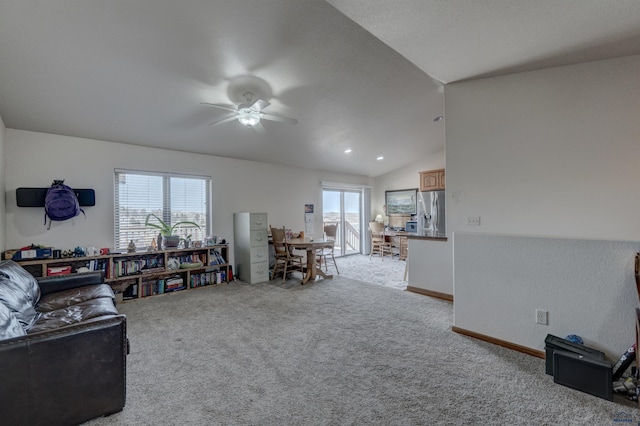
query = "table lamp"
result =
(375, 214, 384, 223)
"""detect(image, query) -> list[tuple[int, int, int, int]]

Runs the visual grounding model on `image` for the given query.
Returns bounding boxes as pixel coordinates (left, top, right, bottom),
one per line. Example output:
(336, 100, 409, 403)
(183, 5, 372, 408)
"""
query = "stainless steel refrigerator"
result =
(417, 190, 446, 235)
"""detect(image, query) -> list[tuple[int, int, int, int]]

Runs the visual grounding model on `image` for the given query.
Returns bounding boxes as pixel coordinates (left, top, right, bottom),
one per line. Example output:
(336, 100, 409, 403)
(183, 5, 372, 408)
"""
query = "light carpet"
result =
(334, 254, 407, 290)
(85, 275, 634, 426)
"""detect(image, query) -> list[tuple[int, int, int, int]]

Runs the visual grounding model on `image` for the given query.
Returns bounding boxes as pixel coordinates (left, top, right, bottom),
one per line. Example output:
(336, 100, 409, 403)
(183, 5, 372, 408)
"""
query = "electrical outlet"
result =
(536, 309, 548, 325)
(467, 216, 481, 226)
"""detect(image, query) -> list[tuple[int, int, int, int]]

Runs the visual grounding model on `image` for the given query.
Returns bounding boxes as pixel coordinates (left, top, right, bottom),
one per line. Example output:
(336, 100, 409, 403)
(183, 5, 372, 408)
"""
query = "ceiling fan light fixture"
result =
(237, 109, 261, 126)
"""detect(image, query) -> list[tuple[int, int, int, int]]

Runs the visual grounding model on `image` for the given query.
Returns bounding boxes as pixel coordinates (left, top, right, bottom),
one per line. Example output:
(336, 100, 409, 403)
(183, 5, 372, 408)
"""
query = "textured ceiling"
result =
(328, 0, 640, 84)
(1, 1, 639, 177)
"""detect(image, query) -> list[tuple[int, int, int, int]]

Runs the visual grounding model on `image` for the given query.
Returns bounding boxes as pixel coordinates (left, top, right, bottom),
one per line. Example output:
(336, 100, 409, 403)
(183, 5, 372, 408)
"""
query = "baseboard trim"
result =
(451, 326, 545, 359)
(405, 286, 453, 302)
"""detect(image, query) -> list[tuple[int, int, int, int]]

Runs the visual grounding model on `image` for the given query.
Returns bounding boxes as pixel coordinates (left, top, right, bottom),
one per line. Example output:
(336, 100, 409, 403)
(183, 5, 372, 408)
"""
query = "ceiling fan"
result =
(202, 91, 297, 133)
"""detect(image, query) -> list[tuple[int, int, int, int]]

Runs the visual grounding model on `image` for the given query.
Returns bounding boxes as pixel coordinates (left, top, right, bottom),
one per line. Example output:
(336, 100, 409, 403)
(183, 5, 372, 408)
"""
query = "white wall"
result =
(0, 115, 5, 252)
(446, 55, 640, 354)
(454, 233, 638, 358)
(446, 55, 640, 240)
(5, 129, 371, 266)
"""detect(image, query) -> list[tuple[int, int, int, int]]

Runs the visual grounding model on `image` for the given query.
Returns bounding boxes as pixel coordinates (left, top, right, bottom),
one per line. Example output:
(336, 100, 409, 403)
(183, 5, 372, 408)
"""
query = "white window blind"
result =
(114, 169, 211, 250)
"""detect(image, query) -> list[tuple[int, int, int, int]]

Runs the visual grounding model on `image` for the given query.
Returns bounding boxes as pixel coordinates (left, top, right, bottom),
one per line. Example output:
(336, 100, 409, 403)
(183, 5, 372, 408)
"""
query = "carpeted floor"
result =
(334, 253, 408, 290)
(85, 274, 635, 426)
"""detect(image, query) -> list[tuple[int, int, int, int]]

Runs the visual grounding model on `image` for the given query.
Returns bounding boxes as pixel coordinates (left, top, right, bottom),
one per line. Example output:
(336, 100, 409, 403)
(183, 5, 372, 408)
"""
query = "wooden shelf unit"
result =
(15, 245, 231, 302)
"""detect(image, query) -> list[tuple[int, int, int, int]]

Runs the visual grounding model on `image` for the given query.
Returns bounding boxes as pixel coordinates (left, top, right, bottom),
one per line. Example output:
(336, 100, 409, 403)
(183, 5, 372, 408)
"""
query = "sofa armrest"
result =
(0, 314, 127, 426)
(37, 271, 105, 297)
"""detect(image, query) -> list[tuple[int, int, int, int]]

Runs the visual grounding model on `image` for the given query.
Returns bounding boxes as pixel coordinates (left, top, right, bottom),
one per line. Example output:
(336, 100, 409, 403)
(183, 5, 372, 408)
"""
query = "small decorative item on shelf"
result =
(179, 261, 203, 269)
(127, 240, 136, 253)
(167, 257, 180, 270)
(144, 213, 201, 248)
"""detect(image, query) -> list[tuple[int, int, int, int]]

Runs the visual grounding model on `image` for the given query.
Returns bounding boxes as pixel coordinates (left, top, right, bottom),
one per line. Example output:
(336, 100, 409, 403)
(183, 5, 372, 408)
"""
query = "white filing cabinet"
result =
(233, 212, 270, 284)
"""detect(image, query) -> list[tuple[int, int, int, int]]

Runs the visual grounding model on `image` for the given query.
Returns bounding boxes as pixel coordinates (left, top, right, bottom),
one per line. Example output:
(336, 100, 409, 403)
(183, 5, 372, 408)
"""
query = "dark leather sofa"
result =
(0, 260, 127, 426)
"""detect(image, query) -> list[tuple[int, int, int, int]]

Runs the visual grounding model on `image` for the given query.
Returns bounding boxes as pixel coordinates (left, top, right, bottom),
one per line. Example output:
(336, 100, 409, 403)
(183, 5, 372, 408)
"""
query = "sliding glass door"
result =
(322, 189, 361, 256)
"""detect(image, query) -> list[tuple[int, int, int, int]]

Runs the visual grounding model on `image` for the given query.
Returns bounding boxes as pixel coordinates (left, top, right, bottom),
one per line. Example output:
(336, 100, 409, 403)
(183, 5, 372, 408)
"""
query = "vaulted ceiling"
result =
(1, 1, 639, 177)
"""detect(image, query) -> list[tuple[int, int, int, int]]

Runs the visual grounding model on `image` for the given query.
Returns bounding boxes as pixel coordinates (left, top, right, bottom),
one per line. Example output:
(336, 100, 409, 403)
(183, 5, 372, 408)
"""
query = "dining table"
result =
(286, 237, 334, 284)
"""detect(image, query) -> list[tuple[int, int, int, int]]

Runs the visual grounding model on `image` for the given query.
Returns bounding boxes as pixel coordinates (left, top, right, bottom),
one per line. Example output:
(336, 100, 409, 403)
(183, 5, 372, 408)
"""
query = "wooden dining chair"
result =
(270, 225, 305, 282)
(317, 224, 339, 274)
(369, 221, 392, 261)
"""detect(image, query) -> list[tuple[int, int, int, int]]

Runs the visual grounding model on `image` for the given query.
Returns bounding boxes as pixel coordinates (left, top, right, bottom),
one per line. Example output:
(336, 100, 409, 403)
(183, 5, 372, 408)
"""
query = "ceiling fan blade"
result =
(250, 99, 270, 111)
(252, 122, 266, 134)
(209, 115, 238, 126)
(201, 102, 238, 113)
(261, 112, 298, 125)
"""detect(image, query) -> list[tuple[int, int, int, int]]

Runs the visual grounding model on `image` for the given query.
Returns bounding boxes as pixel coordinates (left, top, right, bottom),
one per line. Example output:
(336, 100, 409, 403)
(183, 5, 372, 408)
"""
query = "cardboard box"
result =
(11, 247, 53, 261)
(47, 266, 72, 276)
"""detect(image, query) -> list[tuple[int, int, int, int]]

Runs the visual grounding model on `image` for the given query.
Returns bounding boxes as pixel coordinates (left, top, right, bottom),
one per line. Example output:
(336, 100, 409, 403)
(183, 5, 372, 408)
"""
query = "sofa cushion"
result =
(0, 301, 27, 340)
(28, 298, 118, 333)
(0, 260, 41, 330)
(37, 284, 115, 312)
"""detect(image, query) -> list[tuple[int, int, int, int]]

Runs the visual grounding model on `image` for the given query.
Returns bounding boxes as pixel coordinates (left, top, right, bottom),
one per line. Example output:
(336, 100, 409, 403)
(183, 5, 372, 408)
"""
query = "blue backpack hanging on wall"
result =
(44, 180, 85, 229)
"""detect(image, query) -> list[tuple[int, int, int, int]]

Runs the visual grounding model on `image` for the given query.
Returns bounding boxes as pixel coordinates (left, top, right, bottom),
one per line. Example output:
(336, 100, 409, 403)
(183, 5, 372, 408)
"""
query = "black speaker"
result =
(16, 187, 95, 207)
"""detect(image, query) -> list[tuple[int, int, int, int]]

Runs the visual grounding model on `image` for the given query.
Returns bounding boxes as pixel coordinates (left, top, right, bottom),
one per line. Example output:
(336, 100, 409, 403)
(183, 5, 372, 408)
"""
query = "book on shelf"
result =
(113, 256, 165, 278)
(164, 285, 186, 292)
(210, 250, 226, 266)
(122, 283, 139, 299)
(165, 276, 184, 291)
(188, 268, 229, 288)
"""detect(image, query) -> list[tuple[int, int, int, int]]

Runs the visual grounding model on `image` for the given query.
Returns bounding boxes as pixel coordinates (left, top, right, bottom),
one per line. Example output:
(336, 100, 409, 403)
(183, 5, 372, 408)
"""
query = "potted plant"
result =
(145, 213, 201, 248)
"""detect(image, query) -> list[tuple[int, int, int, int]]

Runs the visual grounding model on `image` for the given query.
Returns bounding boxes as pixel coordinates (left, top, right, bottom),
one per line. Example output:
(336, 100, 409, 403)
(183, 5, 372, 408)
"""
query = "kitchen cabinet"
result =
(420, 169, 445, 191)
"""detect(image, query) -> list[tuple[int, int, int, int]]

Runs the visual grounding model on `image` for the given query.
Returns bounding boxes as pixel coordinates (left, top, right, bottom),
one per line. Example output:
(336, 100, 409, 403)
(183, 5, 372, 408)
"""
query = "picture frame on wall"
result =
(385, 188, 417, 215)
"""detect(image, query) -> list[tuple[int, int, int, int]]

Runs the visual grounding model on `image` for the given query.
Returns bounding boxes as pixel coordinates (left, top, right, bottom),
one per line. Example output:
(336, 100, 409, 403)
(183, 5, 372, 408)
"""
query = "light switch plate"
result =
(467, 216, 481, 226)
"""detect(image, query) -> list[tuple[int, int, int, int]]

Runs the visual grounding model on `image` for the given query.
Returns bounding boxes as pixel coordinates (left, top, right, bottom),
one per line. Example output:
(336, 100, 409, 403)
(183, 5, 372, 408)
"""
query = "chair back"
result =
(369, 221, 384, 233)
(270, 226, 289, 257)
(271, 225, 285, 242)
(324, 224, 338, 240)
(369, 221, 385, 242)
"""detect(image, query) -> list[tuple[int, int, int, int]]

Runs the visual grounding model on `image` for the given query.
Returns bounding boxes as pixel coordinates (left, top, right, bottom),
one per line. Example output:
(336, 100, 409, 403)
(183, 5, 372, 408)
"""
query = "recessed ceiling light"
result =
(344, 149, 352, 154)
(376, 156, 384, 161)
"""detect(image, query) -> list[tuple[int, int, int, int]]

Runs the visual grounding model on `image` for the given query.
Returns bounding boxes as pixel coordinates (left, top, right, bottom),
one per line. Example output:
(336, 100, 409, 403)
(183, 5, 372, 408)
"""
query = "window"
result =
(114, 169, 211, 250)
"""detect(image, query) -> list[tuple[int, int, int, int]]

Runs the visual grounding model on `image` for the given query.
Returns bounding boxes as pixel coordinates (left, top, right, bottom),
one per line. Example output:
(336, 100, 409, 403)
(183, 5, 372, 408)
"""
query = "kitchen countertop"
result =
(405, 230, 447, 241)
(382, 228, 447, 241)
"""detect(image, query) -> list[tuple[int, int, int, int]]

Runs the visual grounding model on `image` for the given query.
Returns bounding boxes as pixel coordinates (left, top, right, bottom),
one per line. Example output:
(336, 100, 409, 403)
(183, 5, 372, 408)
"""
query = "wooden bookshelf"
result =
(15, 245, 231, 303)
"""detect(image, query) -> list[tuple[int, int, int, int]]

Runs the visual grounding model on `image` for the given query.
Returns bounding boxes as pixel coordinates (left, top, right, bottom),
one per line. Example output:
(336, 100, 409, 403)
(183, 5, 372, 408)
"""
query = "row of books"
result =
(113, 257, 165, 278)
(190, 270, 226, 288)
(209, 250, 226, 266)
(127, 276, 186, 298)
(86, 258, 110, 274)
(176, 253, 206, 264)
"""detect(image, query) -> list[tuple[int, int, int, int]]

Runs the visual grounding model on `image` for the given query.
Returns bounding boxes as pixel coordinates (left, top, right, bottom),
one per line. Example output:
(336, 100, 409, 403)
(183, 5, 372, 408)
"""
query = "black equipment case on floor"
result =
(544, 334, 606, 375)
(553, 349, 613, 400)
(544, 334, 613, 401)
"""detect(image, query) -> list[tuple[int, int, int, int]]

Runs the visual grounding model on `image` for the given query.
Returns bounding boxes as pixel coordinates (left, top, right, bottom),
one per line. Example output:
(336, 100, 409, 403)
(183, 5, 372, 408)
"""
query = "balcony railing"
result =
(322, 220, 360, 254)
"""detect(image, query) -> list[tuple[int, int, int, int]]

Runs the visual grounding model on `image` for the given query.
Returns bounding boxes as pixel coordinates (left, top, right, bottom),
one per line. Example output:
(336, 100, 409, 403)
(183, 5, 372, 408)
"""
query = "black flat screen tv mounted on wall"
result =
(16, 187, 96, 207)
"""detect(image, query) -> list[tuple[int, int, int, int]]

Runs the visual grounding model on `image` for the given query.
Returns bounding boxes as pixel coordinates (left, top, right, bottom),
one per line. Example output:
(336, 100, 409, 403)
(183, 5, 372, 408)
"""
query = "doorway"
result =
(322, 189, 361, 257)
